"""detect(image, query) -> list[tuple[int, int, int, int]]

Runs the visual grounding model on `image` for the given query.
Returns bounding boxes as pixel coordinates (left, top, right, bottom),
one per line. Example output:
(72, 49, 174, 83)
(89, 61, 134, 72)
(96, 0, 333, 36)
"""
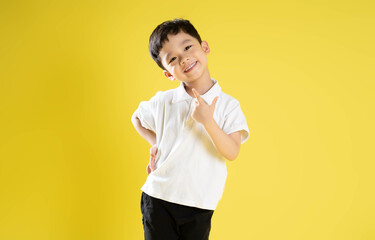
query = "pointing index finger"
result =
(192, 88, 203, 103)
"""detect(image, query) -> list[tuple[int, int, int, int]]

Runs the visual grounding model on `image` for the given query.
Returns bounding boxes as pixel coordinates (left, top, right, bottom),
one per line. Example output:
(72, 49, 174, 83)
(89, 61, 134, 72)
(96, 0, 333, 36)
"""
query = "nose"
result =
(180, 55, 190, 66)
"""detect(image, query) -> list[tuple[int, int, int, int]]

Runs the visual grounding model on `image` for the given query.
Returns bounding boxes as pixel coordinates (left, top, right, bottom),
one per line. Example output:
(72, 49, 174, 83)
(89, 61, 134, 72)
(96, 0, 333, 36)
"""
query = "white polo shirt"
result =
(136, 78, 250, 210)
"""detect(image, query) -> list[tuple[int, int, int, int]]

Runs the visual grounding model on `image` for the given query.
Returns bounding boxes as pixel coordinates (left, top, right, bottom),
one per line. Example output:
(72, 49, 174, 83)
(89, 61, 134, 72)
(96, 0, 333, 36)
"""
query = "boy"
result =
(131, 18, 250, 240)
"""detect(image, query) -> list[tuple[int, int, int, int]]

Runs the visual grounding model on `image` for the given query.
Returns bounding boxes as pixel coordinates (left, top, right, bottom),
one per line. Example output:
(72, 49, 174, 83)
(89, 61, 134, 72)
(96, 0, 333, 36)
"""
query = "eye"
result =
(169, 57, 176, 64)
(169, 45, 192, 64)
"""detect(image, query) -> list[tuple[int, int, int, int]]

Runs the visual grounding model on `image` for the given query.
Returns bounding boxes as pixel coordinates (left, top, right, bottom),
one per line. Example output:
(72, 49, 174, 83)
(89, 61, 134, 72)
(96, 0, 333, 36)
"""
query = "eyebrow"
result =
(166, 39, 192, 63)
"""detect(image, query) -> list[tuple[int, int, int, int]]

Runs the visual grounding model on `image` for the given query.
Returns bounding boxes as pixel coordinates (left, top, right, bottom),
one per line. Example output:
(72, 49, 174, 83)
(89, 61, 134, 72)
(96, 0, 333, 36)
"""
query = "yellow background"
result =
(1, 0, 374, 239)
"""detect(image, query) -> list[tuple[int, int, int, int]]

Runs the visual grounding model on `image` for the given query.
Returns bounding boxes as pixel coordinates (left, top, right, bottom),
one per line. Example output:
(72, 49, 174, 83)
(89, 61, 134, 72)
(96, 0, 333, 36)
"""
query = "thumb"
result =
(150, 146, 158, 157)
(154, 146, 158, 156)
(211, 96, 219, 109)
(150, 156, 156, 171)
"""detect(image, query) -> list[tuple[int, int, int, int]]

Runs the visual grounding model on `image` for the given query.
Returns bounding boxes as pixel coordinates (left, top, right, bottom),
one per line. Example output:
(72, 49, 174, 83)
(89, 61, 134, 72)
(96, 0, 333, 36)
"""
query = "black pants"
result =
(141, 192, 215, 240)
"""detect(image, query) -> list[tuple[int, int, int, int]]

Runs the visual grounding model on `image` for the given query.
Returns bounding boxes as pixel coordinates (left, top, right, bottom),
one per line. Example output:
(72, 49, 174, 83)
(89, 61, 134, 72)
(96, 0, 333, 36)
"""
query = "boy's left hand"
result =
(191, 88, 219, 126)
(146, 144, 158, 175)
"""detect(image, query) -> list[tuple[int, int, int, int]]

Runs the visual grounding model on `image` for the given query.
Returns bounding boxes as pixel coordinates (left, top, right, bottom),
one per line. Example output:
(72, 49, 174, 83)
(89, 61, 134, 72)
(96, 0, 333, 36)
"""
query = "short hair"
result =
(148, 18, 202, 71)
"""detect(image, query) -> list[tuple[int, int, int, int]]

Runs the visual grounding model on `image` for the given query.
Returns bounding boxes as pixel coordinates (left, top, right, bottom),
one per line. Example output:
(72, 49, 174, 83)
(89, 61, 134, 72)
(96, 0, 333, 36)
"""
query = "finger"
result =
(150, 146, 158, 158)
(192, 88, 199, 100)
(150, 156, 156, 171)
(211, 96, 219, 109)
(192, 88, 203, 104)
(147, 163, 151, 175)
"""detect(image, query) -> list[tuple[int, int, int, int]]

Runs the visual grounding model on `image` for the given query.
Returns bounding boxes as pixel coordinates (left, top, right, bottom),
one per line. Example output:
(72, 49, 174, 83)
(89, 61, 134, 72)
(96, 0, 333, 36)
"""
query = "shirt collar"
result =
(172, 78, 222, 104)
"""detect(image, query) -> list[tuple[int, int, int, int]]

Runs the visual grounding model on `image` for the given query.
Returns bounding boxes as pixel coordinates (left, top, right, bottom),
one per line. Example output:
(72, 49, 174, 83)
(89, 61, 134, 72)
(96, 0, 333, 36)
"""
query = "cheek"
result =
(173, 66, 182, 72)
(194, 51, 204, 60)
(171, 66, 178, 73)
(199, 54, 208, 63)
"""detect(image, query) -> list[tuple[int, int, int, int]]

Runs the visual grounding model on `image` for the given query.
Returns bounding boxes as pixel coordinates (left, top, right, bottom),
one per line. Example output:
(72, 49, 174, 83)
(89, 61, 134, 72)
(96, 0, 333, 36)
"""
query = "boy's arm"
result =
(131, 110, 156, 146)
(203, 120, 241, 161)
(191, 88, 241, 161)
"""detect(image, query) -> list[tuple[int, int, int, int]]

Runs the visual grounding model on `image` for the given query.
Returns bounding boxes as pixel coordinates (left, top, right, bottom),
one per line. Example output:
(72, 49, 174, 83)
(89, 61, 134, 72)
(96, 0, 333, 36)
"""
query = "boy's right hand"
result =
(146, 144, 158, 175)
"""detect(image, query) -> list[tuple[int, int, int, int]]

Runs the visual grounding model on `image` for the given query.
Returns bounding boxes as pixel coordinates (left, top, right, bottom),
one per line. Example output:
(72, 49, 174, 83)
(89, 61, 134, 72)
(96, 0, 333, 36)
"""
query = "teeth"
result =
(185, 62, 196, 72)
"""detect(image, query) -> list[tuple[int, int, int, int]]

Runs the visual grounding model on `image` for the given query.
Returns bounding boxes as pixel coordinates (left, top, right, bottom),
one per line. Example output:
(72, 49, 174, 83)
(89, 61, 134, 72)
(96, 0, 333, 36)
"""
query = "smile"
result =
(184, 61, 197, 72)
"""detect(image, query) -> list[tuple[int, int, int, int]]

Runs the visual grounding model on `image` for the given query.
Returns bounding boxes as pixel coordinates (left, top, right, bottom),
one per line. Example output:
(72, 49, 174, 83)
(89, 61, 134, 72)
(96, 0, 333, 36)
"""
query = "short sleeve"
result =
(136, 91, 161, 133)
(222, 102, 250, 144)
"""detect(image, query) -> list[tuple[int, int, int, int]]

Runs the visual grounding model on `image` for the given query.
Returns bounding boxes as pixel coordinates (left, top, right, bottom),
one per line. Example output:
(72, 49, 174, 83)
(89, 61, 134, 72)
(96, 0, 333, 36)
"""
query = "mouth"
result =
(184, 61, 197, 72)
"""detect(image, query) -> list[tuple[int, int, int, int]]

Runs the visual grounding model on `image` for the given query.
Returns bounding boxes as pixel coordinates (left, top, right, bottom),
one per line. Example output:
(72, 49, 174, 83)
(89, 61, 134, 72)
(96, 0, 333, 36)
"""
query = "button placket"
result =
(185, 99, 196, 129)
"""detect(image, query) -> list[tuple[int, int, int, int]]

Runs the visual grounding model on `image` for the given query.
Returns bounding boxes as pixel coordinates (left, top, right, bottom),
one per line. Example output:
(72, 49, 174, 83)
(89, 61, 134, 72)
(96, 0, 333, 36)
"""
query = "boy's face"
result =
(159, 31, 210, 83)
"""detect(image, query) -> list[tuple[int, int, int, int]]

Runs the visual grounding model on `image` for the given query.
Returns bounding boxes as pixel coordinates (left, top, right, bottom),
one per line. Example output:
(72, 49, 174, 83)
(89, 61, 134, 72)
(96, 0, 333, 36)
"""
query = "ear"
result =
(201, 41, 210, 54)
(163, 70, 175, 81)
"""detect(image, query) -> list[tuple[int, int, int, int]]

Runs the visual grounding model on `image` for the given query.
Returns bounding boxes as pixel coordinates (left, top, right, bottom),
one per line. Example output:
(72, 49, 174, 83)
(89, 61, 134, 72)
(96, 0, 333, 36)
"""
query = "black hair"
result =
(148, 18, 202, 71)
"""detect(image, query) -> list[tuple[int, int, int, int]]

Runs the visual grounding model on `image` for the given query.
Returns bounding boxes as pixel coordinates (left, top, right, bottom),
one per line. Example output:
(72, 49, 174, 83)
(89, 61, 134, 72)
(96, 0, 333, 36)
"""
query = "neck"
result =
(183, 70, 214, 97)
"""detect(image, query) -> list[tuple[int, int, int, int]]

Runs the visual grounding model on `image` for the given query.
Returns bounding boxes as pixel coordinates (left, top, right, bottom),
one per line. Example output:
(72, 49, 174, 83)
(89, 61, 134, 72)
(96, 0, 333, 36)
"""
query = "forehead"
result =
(159, 31, 197, 60)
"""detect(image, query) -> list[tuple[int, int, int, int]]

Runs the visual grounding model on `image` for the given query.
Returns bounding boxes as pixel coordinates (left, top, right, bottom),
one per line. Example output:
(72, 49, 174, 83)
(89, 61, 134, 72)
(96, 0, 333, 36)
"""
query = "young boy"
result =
(131, 18, 250, 240)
